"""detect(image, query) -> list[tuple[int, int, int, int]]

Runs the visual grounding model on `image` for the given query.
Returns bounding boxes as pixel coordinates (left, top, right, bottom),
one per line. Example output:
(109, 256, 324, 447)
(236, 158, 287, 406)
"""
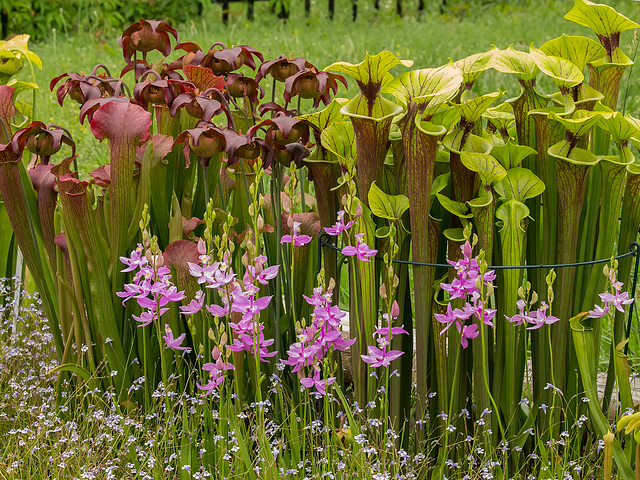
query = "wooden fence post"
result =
(352, 0, 357, 21)
(248, 0, 254, 20)
(305, 0, 311, 17)
(222, 0, 230, 24)
(329, 0, 335, 20)
(396, 0, 402, 16)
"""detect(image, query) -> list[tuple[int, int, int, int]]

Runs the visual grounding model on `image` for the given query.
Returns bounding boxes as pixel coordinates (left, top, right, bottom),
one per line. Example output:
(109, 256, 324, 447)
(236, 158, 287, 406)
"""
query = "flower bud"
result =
(391, 301, 400, 319)
(212, 346, 221, 360)
(198, 239, 207, 256)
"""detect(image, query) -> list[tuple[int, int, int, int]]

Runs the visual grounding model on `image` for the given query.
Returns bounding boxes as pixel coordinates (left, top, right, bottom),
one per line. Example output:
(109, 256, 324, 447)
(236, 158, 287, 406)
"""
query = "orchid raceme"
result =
(198, 347, 235, 395)
(282, 284, 354, 392)
(117, 248, 187, 327)
(506, 298, 560, 330)
(589, 266, 634, 319)
(324, 210, 352, 236)
(436, 241, 496, 349)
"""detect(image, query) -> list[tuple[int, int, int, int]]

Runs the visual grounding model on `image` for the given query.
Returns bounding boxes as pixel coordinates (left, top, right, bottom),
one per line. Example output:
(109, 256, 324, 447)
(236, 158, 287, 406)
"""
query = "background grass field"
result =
(20, 0, 640, 173)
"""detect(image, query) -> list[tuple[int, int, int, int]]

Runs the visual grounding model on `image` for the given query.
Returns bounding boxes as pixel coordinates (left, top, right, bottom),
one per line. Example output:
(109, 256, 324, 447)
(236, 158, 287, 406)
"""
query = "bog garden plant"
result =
(2, 0, 640, 478)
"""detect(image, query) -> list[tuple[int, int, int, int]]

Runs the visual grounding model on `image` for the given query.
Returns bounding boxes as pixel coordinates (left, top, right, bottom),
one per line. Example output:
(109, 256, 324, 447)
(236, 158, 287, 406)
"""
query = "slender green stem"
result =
(142, 325, 149, 412)
(200, 162, 210, 203)
(547, 325, 557, 435)
(238, 159, 253, 208)
(439, 344, 462, 476)
(299, 169, 306, 212)
(481, 308, 506, 441)
(289, 236, 297, 328)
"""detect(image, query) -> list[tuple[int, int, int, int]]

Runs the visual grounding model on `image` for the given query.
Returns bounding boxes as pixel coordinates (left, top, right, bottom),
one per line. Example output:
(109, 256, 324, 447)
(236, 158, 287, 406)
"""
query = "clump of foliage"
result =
(1, 0, 640, 478)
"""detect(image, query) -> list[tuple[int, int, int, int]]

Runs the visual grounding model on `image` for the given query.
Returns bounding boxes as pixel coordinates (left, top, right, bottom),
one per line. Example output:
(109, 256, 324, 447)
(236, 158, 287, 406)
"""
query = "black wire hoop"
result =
(317, 234, 640, 354)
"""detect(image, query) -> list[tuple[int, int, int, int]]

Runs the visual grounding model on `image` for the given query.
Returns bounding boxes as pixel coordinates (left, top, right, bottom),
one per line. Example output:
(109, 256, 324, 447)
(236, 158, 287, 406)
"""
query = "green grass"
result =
(15, 0, 640, 175)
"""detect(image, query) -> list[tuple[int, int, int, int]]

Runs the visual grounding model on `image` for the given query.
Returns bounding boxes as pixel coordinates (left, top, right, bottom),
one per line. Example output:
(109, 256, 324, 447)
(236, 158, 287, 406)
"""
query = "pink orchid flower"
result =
(342, 233, 377, 262)
(163, 325, 191, 352)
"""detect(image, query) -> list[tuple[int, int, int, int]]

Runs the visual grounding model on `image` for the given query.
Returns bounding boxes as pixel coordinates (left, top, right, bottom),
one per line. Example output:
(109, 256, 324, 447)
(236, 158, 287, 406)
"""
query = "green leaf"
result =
(13, 100, 32, 119)
(460, 151, 508, 186)
(597, 111, 640, 145)
(0, 201, 14, 278)
(565, 0, 640, 39)
(384, 63, 463, 107)
(48, 363, 98, 389)
(6, 79, 38, 97)
(320, 121, 357, 163)
(368, 181, 409, 220)
(548, 140, 600, 167)
(465, 134, 493, 154)
(531, 49, 582, 87)
(468, 187, 493, 209)
(375, 226, 390, 238)
(436, 193, 473, 218)
(443, 227, 466, 242)
(431, 173, 450, 198)
(530, 48, 584, 90)
(491, 46, 538, 81)
(456, 91, 502, 124)
(491, 141, 537, 169)
(483, 102, 515, 133)
(539, 34, 606, 71)
(298, 98, 348, 132)
(493, 167, 545, 201)
(571, 312, 635, 480)
(453, 49, 495, 87)
(548, 109, 602, 138)
(326, 51, 413, 88)
(341, 94, 403, 121)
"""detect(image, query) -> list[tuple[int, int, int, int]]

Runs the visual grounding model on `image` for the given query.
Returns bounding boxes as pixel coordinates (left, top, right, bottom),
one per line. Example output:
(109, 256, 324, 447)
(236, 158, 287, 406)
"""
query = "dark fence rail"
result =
(1, 0, 449, 38)
(212, 0, 447, 23)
